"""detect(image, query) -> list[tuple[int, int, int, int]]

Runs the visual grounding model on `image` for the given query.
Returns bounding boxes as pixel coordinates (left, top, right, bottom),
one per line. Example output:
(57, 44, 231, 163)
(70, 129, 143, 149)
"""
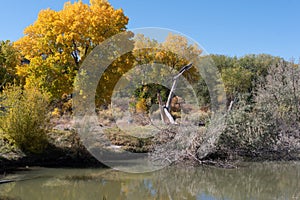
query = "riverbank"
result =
(1, 117, 300, 174)
(0, 120, 155, 174)
(1, 129, 300, 174)
(0, 130, 104, 174)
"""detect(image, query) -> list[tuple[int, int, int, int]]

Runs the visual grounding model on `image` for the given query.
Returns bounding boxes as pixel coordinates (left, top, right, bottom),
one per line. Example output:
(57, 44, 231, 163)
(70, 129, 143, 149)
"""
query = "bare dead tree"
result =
(159, 63, 193, 124)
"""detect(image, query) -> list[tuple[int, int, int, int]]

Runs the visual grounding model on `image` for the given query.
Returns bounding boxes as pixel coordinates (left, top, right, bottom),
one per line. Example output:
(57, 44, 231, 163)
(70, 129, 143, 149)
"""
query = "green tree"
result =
(238, 54, 282, 80)
(210, 54, 284, 104)
(221, 66, 253, 101)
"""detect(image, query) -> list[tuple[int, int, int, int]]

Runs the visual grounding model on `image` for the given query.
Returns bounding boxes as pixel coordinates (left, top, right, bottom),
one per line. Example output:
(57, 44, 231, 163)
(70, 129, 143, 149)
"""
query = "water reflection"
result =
(0, 162, 299, 200)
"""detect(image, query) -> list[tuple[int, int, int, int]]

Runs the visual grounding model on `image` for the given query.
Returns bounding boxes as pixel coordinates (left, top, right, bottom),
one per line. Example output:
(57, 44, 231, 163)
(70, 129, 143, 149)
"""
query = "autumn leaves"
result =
(14, 0, 128, 99)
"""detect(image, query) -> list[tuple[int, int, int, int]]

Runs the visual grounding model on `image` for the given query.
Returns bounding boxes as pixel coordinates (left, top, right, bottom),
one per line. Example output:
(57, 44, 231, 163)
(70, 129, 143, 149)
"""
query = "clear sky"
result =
(1, 0, 299, 61)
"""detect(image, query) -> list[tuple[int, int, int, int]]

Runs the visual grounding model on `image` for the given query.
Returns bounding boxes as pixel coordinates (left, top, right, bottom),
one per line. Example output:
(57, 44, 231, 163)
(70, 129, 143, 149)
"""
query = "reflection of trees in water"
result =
(1, 163, 299, 199)
(151, 162, 300, 200)
(0, 182, 16, 199)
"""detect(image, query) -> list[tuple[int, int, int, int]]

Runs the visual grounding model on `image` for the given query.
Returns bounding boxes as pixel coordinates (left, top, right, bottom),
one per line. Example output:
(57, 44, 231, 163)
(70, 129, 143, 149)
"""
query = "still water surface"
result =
(0, 162, 299, 200)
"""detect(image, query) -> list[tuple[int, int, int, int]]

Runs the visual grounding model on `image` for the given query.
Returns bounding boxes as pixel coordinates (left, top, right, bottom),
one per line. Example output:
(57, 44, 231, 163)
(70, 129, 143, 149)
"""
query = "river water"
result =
(0, 162, 299, 200)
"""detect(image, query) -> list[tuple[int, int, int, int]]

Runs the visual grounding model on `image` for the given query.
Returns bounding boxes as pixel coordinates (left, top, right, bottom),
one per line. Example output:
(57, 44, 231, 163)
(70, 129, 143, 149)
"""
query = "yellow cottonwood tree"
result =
(156, 33, 202, 83)
(0, 40, 20, 89)
(128, 34, 203, 113)
(14, 0, 129, 99)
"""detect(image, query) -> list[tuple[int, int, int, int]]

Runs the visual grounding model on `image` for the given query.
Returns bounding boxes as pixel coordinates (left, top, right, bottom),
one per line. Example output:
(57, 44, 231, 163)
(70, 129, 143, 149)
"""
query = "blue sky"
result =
(1, 0, 299, 61)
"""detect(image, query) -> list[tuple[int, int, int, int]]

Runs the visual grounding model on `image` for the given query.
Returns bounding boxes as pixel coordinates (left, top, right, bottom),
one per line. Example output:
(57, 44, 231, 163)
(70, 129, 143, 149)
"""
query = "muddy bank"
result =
(0, 122, 155, 174)
(1, 121, 299, 174)
(0, 130, 105, 174)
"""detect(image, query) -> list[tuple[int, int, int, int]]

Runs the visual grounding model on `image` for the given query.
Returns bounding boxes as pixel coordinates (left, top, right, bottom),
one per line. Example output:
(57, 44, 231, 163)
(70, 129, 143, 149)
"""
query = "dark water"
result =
(0, 162, 299, 200)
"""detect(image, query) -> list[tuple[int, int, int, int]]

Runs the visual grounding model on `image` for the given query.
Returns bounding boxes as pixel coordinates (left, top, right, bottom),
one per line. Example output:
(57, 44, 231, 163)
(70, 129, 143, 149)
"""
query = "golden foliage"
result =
(14, 0, 129, 99)
(135, 98, 148, 113)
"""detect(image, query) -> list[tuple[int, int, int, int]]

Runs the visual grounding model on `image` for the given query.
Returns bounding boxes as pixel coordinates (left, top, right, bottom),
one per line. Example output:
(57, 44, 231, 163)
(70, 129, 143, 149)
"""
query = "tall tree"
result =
(156, 33, 202, 83)
(14, 0, 129, 99)
(127, 33, 203, 113)
(210, 54, 284, 104)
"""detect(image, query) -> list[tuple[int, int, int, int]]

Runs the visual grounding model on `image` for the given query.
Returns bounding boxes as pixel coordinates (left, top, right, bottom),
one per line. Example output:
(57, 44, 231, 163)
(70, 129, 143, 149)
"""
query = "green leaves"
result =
(0, 85, 50, 153)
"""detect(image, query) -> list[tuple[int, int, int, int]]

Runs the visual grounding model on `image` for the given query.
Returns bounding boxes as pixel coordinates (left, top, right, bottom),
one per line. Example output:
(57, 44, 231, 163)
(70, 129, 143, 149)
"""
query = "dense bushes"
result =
(218, 60, 300, 158)
(0, 85, 50, 153)
(147, 58, 300, 162)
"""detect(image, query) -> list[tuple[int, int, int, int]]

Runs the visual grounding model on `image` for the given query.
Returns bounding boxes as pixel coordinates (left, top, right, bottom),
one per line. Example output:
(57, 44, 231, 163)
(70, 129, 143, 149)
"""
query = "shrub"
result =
(219, 60, 300, 158)
(220, 95, 277, 152)
(0, 85, 50, 153)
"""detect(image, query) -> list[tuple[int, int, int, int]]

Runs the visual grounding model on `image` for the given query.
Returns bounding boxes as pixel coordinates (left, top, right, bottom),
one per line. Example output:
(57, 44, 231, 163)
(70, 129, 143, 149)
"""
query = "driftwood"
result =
(0, 175, 44, 185)
(157, 92, 169, 124)
(0, 179, 15, 184)
(227, 100, 234, 112)
(227, 97, 237, 112)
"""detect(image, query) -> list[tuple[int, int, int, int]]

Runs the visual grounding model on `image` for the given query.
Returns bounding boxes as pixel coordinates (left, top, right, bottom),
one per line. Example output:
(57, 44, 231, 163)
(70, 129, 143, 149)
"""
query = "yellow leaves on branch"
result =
(13, 0, 129, 99)
(133, 33, 202, 84)
(15, 0, 128, 64)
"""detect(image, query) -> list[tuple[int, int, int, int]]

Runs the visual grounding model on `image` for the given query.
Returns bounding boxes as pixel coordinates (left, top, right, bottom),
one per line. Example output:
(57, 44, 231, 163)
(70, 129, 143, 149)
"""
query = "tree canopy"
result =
(14, 0, 129, 99)
(210, 54, 284, 103)
(0, 40, 19, 90)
